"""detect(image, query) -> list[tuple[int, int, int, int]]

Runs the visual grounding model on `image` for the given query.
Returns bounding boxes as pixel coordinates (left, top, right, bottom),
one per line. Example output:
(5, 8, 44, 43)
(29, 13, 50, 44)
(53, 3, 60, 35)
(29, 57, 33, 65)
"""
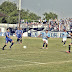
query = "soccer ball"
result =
(23, 46, 27, 49)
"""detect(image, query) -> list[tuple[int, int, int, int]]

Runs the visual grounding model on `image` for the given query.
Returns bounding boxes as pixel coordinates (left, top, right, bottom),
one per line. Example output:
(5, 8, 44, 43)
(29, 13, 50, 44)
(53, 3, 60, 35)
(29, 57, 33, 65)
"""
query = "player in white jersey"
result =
(38, 29, 50, 49)
(62, 30, 68, 46)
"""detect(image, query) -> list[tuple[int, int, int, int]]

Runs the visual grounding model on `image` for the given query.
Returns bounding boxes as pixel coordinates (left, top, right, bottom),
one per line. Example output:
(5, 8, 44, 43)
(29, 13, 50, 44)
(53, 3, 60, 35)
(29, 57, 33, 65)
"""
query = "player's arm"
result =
(21, 30, 23, 36)
(15, 31, 17, 37)
(6, 35, 10, 38)
(6, 34, 12, 39)
(62, 33, 64, 37)
(21, 33, 23, 37)
(46, 33, 50, 38)
(70, 33, 72, 38)
(38, 34, 42, 37)
(22, 33, 23, 35)
(46, 36, 50, 38)
(67, 32, 69, 36)
(6, 32, 10, 38)
(70, 33, 72, 36)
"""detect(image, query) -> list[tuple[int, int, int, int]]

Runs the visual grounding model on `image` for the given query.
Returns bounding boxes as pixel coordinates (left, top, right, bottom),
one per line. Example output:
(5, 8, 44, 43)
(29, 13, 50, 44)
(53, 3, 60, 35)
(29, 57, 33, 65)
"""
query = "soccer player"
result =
(38, 29, 50, 49)
(15, 27, 20, 43)
(20, 28, 23, 43)
(15, 27, 23, 44)
(66, 31, 72, 53)
(2, 28, 14, 50)
(62, 30, 68, 46)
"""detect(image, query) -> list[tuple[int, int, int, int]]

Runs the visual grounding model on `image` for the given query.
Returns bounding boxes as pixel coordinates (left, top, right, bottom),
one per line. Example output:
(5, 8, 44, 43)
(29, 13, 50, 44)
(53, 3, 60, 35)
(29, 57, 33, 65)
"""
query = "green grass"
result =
(0, 37, 72, 72)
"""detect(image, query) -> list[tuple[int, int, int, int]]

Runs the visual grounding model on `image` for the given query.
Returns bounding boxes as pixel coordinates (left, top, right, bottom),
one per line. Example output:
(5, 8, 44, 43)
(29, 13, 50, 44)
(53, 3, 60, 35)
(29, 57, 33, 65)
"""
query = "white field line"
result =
(25, 37, 42, 39)
(0, 64, 34, 69)
(0, 63, 46, 69)
(0, 51, 50, 56)
(0, 58, 72, 69)
(0, 58, 46, 64)
(46, 60, 72, 64)
(1, 58, 72, 64)
(0, 50, 61, 55)
(0, 60, 72, 69)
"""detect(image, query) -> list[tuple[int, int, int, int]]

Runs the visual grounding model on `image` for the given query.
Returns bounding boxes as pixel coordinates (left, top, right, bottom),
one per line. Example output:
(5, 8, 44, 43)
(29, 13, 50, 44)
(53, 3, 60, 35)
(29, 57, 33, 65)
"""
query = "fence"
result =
(30, 31, 64, 38)
(0, 31, 66, 38)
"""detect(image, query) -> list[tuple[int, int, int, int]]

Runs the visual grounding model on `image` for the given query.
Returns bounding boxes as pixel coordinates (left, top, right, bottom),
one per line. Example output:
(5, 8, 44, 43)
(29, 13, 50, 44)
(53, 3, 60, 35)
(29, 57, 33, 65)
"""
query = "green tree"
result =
(43, 12, 58, 21)
(29, 12, 41, 20)
(0, 1, 41, 24)
(0, 1, 18, 23)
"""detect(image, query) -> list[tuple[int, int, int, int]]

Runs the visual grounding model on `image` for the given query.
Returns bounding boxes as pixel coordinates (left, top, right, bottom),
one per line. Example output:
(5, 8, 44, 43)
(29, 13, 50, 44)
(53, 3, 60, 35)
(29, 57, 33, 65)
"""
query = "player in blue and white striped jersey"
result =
(38, 29, 50, 49)
(2, 28, 14, 50)
(15, 27, 23, 44)
(62, 30, 68, 46)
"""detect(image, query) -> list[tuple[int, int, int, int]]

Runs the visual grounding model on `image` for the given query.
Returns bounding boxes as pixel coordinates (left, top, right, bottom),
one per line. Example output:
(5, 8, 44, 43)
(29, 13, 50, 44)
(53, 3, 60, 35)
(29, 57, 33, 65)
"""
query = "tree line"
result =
(0, 1, 58, 24)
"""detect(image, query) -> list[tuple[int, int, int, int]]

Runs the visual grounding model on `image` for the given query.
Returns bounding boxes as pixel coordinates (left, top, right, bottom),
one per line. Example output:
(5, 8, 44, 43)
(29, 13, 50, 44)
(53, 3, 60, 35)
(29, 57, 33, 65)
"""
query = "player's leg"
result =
(2, 43, 7, 50)
(17, 38, 20, 42)
(16, 35, 20, 43)
(46, 43, 48, 49)
(62, 38, 64, 43)
(69, 44, 71, 53)
(46, 40, 48, 49)
(18, 35, 22, 44)
(9, 39, 14, 48)
(20, 35, 22, 43)
(43, 42, 45, 48)
(2, 40, 8, 50)
(16, 35, 20, 42)
(63, 38, 66, 46)
(66, 43, 71, 53)
(63, 41, 66, 45)
(42, 39, 46, 49)
(62, 39, 63, 43)
(20, 38, 22, 43)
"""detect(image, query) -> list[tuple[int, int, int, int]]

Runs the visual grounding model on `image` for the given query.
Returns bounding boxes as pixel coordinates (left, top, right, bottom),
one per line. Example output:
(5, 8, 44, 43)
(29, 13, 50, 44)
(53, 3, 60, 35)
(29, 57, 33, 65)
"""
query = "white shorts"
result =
(42, 39, 48, 44)
(63, 38, 67, 42)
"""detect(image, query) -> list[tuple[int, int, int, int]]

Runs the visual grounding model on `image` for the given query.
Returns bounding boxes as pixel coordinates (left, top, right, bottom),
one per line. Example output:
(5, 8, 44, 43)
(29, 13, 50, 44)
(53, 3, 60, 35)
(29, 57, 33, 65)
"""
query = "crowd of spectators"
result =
(49, 18, 59, 31)
(59, 18, 72, 31)
(0, 18, 70, 33)
(21, 18, 72, 32)
(48, 18, 72, 31)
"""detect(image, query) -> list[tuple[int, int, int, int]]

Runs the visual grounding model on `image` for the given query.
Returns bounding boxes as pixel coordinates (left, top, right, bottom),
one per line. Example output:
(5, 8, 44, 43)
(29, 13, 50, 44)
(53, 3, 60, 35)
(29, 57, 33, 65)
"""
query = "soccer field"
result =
(0, 37, 72, 72)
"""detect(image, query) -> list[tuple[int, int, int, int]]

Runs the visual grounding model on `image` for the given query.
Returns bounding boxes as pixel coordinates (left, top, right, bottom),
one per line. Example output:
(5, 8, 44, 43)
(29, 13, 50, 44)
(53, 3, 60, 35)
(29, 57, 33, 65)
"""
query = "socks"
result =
(43, 43, 45, 47)
(2, 42, 14, 50)
(69, 45, 71, 52)
(17, 39, 20, 42)
(64, 41, 66, 45)
(10, 43, 14, 47)
(62, 41, 63, 42)
(20, 39, 22, 43)
(46, 44, 48, 47)
(2, 45, 7, 50)
(3, 45, 7, 48)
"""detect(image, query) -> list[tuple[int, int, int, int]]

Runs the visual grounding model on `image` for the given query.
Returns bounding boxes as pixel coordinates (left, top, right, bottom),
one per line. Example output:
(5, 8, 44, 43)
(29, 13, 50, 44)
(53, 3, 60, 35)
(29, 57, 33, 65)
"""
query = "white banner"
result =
(30, 31, 64, 38)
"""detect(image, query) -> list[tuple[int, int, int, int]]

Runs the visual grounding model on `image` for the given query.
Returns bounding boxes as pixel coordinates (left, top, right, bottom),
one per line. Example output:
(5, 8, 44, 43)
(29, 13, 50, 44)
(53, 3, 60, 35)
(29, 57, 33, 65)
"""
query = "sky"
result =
(0, 0, 72, 19)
